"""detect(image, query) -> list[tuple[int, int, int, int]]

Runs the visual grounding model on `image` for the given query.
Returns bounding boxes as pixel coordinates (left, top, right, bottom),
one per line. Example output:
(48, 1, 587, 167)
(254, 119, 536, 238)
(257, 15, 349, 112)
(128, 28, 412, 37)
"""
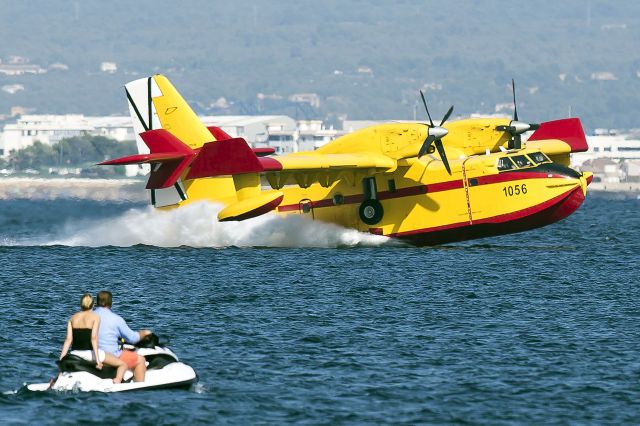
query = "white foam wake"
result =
(46, 202, 392, 248)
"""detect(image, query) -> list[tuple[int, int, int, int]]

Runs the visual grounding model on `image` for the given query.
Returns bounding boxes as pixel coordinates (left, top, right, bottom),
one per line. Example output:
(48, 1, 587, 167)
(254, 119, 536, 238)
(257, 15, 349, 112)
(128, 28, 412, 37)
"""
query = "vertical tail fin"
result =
(103, 74, 258, 210)
(125, 75, 213, 151)
(105, 75, 237, 207)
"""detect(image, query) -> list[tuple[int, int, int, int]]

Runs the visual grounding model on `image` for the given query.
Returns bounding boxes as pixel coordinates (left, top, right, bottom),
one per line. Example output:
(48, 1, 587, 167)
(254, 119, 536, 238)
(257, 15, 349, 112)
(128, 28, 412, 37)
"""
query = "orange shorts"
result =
(119, 350, 139, 369)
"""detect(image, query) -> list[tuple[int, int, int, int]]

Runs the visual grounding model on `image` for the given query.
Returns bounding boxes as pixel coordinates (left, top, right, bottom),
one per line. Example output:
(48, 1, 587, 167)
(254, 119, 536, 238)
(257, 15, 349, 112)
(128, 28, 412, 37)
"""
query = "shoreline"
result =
(588, 182, 640, 199)
(0, 177, 147, 201)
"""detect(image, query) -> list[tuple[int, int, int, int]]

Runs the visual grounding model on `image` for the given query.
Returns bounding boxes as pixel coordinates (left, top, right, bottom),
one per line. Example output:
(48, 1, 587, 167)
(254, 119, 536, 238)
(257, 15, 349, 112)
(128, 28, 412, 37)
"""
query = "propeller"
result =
(418, 90, 454, 175)
(495, 79, 540, 149)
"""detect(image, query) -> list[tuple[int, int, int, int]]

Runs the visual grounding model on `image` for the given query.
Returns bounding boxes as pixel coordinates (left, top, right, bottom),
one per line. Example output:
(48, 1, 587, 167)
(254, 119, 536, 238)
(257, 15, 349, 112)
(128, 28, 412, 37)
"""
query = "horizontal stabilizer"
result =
(139, 129, 196, 156)
(187, 138, 263, 179)
(207, 126, 233, 141)
(528, 118, 587, 153)
(98, 152, 185, 165)
(99, 129, 196, 189)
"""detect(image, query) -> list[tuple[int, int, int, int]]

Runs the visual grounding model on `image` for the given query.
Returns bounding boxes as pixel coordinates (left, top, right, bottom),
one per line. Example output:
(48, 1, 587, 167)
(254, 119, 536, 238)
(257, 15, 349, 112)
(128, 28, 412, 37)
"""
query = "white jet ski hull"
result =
(28, 361, 197, 393)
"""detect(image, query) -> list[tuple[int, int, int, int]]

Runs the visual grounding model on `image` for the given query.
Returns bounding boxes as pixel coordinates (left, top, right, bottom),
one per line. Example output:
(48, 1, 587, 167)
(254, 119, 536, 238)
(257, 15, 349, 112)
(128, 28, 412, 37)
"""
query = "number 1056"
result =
(502, 184, 527, 197)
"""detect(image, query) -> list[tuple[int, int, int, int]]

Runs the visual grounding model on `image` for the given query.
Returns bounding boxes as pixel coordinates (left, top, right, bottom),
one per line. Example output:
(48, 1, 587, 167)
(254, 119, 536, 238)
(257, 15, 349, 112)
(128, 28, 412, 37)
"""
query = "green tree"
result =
(9, 136, 137, 171)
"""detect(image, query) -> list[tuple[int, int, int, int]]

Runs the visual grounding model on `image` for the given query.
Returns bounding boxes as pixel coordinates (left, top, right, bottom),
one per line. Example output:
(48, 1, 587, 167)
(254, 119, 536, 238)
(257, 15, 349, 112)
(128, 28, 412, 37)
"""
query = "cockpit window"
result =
(511, 155, 533, 168)
(497, 157, 516, 171)
(528, 152, 550, 164)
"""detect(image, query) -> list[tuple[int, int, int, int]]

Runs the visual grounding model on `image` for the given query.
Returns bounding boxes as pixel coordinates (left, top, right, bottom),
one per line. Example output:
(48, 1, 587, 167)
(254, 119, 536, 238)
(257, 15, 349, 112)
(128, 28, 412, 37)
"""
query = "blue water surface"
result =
(0, 195, 639, 424)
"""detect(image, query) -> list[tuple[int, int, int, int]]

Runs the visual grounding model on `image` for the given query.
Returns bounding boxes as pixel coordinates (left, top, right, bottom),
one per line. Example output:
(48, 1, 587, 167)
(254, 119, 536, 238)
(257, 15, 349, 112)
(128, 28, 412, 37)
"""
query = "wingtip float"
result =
(100, 75, 591, 246)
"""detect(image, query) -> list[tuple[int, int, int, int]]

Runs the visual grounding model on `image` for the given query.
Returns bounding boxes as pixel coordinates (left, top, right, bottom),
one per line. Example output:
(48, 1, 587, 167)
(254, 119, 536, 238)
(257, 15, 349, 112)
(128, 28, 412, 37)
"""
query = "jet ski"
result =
(27, 334, 197, 392)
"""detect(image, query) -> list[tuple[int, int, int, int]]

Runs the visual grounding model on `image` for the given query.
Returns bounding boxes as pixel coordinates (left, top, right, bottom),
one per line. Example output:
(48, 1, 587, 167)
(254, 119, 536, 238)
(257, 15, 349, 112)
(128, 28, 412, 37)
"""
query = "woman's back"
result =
(69, 310, 98, 329)
(69, 311, 98, 351)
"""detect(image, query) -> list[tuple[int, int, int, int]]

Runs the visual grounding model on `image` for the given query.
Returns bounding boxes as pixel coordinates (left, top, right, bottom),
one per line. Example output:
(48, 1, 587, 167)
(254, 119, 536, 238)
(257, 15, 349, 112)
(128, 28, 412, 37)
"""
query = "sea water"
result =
(0, 195, 638, 424)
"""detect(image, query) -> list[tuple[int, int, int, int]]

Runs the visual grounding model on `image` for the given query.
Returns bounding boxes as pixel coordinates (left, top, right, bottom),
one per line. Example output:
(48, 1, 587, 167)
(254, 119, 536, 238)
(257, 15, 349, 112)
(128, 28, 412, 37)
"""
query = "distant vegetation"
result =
(6, 136, 135, 176)
(1, 1, 640, 129)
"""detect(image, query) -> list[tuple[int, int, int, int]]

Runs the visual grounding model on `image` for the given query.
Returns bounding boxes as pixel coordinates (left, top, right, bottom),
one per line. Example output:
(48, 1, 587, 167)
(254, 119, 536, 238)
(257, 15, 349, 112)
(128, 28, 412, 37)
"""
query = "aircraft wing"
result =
(184, 137, 396, 189)
(262, 152, 397, 189)
(274, 152, 396, 171)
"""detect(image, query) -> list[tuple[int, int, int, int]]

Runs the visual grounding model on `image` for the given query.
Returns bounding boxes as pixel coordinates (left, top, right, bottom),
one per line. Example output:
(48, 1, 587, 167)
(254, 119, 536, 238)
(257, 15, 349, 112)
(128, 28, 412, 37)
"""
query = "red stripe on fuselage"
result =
(276, 171, 559, 212)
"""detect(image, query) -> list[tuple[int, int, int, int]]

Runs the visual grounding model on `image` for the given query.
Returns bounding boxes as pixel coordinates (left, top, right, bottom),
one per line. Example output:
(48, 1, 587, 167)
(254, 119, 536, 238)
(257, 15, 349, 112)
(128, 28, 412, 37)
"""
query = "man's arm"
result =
(117, 316, 145, 345)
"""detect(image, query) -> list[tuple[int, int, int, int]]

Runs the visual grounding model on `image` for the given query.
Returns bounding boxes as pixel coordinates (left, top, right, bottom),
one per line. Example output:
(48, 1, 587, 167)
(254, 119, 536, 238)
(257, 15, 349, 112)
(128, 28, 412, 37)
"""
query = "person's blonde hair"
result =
(80, 293, 94, 311)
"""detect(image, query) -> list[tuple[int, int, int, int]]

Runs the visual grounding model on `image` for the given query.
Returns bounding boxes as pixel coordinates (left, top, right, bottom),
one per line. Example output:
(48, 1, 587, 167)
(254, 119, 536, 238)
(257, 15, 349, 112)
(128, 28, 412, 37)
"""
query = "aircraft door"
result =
(299, 198, 315, 220)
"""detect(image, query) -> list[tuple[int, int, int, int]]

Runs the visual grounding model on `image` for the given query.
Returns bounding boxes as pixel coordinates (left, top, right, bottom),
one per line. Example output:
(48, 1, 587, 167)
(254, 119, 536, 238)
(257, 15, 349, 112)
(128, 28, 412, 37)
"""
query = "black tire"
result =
(359, 199, 384, 225)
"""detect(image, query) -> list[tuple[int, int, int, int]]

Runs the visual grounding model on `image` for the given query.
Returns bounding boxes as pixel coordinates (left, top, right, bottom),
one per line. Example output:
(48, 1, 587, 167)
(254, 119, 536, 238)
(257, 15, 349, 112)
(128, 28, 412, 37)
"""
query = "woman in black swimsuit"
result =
(59, 293, 127, 384)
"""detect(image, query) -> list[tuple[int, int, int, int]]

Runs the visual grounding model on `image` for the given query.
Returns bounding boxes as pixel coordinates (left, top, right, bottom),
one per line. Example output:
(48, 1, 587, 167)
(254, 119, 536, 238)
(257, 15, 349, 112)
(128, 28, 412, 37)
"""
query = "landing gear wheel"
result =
(359, 199, 384, 225)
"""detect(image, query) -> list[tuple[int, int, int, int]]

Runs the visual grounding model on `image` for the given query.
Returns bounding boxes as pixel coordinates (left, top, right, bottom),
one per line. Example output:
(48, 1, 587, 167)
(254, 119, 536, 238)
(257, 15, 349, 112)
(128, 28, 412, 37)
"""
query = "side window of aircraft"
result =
(497, 157, 516, 171)
(528, 152, 550, 164)
(511, 155, 533, 168)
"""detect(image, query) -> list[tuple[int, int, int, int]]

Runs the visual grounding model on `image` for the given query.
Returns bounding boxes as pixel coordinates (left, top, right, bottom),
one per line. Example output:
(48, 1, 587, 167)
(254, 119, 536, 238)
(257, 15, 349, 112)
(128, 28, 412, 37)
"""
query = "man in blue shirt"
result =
(95, 291, 151, 382)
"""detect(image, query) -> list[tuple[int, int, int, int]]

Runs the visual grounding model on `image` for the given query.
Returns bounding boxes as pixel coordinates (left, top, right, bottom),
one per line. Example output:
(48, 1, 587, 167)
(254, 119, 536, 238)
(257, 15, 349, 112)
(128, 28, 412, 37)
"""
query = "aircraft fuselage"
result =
(271, 149, 589, 246)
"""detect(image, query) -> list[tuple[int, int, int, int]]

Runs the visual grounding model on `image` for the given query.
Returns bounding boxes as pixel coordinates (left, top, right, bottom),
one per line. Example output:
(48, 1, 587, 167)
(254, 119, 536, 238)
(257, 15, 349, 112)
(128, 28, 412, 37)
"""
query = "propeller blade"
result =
(434, 139, 451, 175)
(419, 90, 434, 127)
(418, 135, 435, 157)
(440, 105, 454, 126)
(512, 78, 519, 122)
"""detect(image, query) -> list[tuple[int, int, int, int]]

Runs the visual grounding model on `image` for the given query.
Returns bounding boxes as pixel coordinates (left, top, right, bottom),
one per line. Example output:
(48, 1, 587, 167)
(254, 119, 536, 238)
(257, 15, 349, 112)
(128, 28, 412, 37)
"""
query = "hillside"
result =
(1, 0, 639, 130)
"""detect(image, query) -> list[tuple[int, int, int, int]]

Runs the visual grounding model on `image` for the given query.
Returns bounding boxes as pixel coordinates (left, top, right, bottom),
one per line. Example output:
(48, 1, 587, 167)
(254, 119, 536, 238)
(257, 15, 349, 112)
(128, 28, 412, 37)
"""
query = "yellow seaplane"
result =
(100, 75, 592, 246)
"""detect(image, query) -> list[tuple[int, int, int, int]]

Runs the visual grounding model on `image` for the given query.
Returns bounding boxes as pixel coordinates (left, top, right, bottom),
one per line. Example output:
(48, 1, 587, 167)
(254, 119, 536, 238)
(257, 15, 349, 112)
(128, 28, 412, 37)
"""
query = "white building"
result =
(0, 115, 134, 157)
(100, 62, 118, 73)
(1, 84, 24, 94)
(0, 113, 342, 158)
(288, 93, 320, 108)
(568, 132, 640, 185)
(201, 116, 341, 154)
(0, 64, 46, 76)
(297, 120, 342, 151)
(624, 160, 640, 182)
(590, 72, 617, 81)
(571, 133, 640, 168)
(199, 115, 298, 153)
(85, 116, 135, 141)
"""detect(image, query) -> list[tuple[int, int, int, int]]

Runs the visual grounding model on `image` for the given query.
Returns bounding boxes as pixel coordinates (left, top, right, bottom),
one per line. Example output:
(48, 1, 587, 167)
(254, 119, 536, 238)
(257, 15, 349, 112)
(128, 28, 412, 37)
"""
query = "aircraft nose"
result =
(579, 175, 587, 196)
(579, 172, 593, 196)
